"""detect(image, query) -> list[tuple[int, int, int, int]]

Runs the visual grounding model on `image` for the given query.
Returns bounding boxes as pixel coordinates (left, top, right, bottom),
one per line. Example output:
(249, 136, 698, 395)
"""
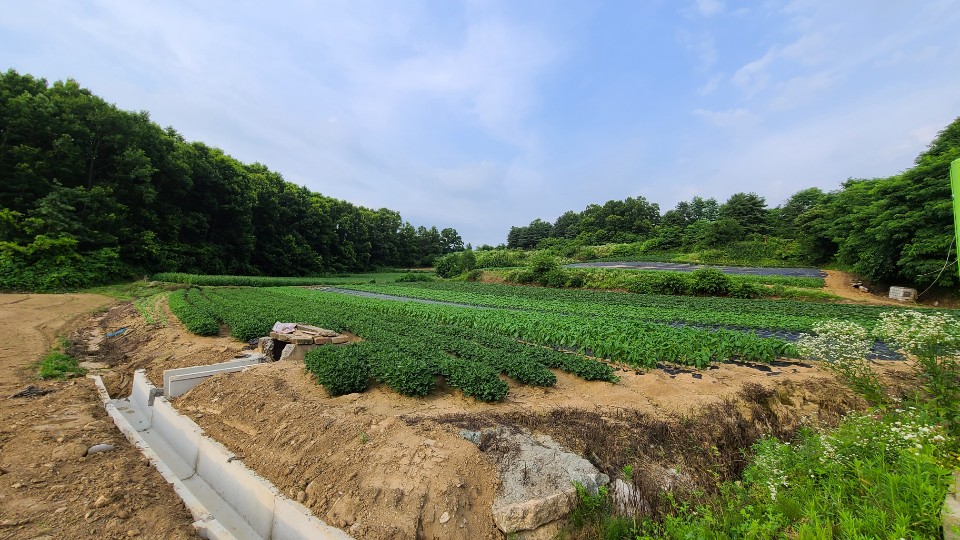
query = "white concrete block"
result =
(163, 357, 263, 393)
(151, 398, 202, 476)
(273, 497, 354, 540)
(130, 370, 156, 424)
(197, 436, 277, 538)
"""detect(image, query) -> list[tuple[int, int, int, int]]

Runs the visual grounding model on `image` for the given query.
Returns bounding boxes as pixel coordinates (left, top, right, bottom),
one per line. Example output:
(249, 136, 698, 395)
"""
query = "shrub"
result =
(690, 268, 731, 296)
(465, 269, 484, 282)
(651, 273, 691, 295)
(507, 268, 536, 284)
(729, 281, 765, 299)
(395, 272, 435, 283)
(434, 253, 463, 278)
(305, 345, 369, 396)
(528, 251, 560, 275)
(565, 271, 586, 288)
(539, 268, 569, 288)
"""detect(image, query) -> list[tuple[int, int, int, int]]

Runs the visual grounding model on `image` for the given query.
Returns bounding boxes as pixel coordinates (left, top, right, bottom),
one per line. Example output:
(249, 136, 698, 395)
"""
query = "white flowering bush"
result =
(797, 320, 885, 404)
(873, 310, 960, 420)
(873, 310, 960, 359)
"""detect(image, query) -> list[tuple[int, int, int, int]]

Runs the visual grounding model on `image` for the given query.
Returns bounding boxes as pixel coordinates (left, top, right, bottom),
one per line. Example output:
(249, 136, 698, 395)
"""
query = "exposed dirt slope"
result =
(822, 270, 909, 306)
(0, 294, 197, 540)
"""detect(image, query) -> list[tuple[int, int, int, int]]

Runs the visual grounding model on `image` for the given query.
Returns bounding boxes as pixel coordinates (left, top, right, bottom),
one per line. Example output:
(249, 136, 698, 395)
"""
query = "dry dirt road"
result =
(0, 294, 197, 540)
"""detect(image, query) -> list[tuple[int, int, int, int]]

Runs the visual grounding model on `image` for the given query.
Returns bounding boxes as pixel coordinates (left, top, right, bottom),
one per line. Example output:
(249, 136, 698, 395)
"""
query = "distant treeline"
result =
(0, 70, 463, 291)
(505, 117, 960, 287)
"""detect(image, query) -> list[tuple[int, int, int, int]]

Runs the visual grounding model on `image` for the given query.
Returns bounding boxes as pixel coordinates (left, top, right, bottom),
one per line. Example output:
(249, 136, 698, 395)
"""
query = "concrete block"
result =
(314, 336, 332, 345)
(151, 398, 202, 476)
(889, 286, 918, 301)
(196, 436, 277, 538)
(128, 370, 158, 426)
(163, 358, 261, 391)
(273, 497, 354, 540)
(330, 336, 350, 344)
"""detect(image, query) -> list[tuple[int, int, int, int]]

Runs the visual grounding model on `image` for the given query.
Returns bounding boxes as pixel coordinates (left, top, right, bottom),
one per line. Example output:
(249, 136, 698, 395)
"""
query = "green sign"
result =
(953, 158, 960, 277)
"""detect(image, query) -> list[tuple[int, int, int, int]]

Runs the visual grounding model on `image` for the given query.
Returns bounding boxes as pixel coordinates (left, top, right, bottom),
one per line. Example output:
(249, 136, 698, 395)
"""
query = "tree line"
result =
(0, 70, 463, 290)
(506, 117, 960, 287)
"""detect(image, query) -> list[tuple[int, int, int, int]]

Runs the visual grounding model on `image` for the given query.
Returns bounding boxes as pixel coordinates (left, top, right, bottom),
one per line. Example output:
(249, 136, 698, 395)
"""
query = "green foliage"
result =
(153, 272, 417, 286)
(464, 269, 484, 282)
(38, 339, 84, 379)
(689, 268, 731, 296)
(340, 282, 803, 367)
(178, 286, 612, 401)
(728, 281, 765, 299)
(394, 272, 436, 283)
(0, 69, 462, 291)
(167, 287, 220, 335)
(304, 345, 369, 396)
(874, 310, 960, 427)
(640, 406, 956, 539)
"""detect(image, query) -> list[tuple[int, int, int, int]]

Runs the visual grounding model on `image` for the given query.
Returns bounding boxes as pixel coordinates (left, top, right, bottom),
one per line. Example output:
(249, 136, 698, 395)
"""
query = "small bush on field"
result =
(506, 268, 536, 284)
(690, 268, 731, 296)
(729, 281, 765, 299)
(395, 272, 435, 283)
(539, 268, 569, 288)
(565, 271, 586, 288)
(652, 272, 691, 296)
(465, 269, 484, 282)
(305, 345, 369, 396)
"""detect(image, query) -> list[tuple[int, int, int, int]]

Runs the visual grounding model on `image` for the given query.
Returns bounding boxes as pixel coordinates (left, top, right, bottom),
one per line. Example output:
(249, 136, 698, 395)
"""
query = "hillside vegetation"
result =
(500, 118, 960, 288)
(0, 70, 463, 291)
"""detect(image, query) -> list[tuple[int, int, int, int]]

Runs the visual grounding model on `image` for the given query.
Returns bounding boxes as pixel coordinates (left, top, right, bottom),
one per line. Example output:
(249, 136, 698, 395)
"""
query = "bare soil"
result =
(0, 294, 197, 540)
(0, 293, 919, 539)
(822, 270, 907, 306)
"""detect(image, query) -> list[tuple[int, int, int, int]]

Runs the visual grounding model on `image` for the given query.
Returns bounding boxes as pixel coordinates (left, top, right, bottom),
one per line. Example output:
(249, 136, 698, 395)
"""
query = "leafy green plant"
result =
(38, 339, 85, 379)
(304, 345, 369, 396)
(690, 268, 731, 296)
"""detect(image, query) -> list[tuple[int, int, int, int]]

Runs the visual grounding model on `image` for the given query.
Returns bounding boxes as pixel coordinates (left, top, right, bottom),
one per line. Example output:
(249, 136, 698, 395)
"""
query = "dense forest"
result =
(506, 117, 960, 287)
(0, 70, 463, 290)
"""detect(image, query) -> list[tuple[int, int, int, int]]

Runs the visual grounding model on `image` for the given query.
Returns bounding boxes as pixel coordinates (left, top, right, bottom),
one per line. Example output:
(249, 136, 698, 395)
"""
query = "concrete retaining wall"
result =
(92, 370, 351, 540)
(163, 355, 266, 398)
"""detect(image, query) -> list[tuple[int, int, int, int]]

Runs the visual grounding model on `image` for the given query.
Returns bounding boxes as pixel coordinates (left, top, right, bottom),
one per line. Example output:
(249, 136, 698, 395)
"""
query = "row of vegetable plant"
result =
(339, 281, 937, 332)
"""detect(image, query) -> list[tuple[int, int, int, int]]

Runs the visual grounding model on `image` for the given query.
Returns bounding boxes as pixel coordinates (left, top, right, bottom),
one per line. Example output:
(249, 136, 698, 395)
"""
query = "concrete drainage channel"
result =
(90, 354, 353, 540)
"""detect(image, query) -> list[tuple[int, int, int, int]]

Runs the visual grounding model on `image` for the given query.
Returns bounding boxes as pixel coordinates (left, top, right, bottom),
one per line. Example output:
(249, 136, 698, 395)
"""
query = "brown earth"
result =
(0, 294, 197, 540)
(0, 293, 919, 540)
(821, 270, 907, 306)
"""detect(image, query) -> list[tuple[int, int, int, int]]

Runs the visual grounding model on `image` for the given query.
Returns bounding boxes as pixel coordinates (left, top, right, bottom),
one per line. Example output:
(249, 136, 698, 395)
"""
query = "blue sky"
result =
(3, 1, 960, 245)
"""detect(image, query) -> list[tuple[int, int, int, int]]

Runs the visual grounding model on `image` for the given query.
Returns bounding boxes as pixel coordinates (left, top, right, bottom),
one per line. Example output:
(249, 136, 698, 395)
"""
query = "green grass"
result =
(133, 292, 169, 325)
(37, 339, 85, 379)
(570, 403, 957, 539)
(151, 272, 429, 287)
(82, 279, 182, 301)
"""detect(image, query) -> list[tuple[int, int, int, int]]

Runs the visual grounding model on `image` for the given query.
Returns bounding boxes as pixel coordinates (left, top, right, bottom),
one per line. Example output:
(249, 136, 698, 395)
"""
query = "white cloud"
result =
(696, 0, 725, 17)
(693, 107, 759, 128)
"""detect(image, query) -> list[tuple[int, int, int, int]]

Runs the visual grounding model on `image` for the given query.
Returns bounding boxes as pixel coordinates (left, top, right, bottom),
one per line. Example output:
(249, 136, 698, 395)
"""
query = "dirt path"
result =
(822, 270, 906, 306)
(0, 294, 197, 539)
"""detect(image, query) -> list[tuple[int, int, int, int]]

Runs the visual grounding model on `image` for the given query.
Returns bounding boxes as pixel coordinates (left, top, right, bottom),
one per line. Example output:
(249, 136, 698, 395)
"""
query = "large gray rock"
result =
(465, 427, 609, 535)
